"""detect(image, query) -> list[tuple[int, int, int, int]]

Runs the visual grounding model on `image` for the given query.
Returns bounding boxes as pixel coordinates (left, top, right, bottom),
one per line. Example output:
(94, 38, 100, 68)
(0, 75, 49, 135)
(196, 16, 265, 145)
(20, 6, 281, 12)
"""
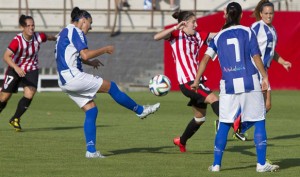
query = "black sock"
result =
(180, 118, 201, 145)
(0, 101, 7, 113)
(11, 97, 32, 120)
(211, 101, 219, 117)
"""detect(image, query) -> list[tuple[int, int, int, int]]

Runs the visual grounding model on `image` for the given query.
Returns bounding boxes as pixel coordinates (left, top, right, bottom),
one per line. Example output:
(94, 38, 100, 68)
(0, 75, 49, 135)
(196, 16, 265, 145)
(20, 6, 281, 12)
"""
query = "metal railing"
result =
(0, 0, 292, 36)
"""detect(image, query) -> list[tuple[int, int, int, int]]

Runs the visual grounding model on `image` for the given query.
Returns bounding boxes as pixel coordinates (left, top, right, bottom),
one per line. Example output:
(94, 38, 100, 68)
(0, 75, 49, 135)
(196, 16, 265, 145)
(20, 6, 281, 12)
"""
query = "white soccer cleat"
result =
(208, 165, 220, 172)
(256, 162, 279, 172)
(85, 151, 106, 158)
(136, 103, 160, 119)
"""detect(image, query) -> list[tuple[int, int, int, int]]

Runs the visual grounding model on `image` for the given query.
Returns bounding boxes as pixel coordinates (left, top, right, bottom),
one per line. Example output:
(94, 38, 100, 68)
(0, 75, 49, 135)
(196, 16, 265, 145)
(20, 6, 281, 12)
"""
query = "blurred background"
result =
(0, 0, 299, 91)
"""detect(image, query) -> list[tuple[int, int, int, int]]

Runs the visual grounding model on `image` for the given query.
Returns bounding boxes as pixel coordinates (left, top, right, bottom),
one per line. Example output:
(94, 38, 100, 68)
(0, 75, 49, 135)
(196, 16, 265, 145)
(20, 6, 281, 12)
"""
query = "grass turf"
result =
(0, 91, 299, 177)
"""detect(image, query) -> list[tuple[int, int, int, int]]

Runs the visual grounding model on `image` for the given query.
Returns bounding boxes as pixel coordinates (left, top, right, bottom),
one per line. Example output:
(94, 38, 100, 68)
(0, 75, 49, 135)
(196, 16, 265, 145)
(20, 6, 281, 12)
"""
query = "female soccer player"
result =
(237, 0, 292, 135)
(191, 2, 279, 172)
(0, 15, 57, 131)
(55, 7, 160, 158)
(154, 11, 219, 152)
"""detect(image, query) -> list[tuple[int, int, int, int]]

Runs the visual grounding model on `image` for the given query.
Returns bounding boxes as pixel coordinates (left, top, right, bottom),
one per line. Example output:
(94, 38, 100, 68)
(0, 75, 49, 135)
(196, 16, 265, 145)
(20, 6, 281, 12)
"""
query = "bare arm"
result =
(80, 45, 114, 61)
(273, 51, 292, 71)
(154, 21, 186, 41)
(46, 34, 57, 41)
(253, 54, 269, 91)
(190, 54, 211, 90)
(3, 49, 26, 77)
(82, 59, 104, 69)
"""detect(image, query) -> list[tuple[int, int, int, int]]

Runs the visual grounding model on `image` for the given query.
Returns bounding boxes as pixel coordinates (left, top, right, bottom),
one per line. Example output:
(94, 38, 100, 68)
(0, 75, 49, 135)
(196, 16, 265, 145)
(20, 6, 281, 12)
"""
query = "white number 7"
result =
(227, 38, 240, 62)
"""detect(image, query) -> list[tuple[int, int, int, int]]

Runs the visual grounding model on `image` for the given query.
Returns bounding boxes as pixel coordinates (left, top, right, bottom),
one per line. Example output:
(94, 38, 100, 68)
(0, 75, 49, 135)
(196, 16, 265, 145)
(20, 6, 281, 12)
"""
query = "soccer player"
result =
(237, 0, 292, 136)
(191, 2, 279, 172)
(0, 15, 57, 131)
(55, 7, 160, 158)
(154, 11, 219, 152)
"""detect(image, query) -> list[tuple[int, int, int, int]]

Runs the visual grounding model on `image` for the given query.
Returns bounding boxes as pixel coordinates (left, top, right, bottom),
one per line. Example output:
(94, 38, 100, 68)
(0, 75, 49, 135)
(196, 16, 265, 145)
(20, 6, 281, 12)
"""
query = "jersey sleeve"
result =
(205, 38, 217, 60)
(72, 28, 88, 52)
(169, 29, 179, 41)
(198, 30, 209, 45)
(39, 32, 47, 42)
(249, 30, 261, 57)
(7, 37, 19, 54)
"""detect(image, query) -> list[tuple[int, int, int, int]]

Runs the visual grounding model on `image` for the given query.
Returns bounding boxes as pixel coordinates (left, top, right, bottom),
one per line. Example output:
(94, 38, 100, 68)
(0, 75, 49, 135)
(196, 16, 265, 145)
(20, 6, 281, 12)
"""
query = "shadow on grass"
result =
(16, 125, 110, 132)
(269, 134, 300, 140)
(277, 158, 300, 170)
(108, 146, 174, 156)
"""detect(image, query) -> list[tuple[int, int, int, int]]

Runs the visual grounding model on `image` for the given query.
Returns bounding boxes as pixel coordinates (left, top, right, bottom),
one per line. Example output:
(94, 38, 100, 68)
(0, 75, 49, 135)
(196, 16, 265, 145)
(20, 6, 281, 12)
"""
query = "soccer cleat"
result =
(214, 120, 219, 134)
(208, 165, 220, 172)
(136, 103, 160, 119)
(234, 132, 247, 141)
(256, 162, 279, 172)
(85, 151, 106, 158)
(9, 118, 22, 132)
(173, 137, 186, 152)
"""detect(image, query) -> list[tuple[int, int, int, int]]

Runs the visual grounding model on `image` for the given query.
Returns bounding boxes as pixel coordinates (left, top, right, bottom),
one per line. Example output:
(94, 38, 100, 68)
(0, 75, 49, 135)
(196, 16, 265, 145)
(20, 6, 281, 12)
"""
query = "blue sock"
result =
(241, 121, 255, 133)
(84, 107, 98, 153)
(254, 120, 267, 165)
(108, 81, 143, 114)
(213, 122, 231, 166)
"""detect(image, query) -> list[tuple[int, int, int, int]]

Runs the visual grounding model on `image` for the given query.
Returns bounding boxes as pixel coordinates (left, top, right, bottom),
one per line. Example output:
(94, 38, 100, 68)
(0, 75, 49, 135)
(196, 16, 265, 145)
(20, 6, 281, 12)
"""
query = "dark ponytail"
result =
(19, 14, 34, 27)
(71, 6, 92, 22)
(172, 10, 195, 23)
(222, 2, 242, 29)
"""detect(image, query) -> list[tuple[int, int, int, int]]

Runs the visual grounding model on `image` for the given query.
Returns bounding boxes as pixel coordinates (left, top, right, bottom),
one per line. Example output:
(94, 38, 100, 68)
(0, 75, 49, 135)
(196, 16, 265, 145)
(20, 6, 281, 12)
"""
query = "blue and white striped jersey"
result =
(251, 20, 277, 68)
(55, 24, 88, 85)
(205, 25, 262, 94)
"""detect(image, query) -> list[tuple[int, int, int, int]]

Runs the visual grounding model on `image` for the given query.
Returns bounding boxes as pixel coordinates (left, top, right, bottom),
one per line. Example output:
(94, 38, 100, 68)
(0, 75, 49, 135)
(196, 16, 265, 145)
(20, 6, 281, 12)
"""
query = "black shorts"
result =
(179, 81, 212, 109)
(1, 67, 39, 93)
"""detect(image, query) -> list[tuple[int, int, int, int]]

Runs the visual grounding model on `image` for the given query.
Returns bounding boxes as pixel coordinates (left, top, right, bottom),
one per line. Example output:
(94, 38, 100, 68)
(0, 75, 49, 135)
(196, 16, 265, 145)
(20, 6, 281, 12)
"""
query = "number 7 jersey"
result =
(205, 25, 262, 94)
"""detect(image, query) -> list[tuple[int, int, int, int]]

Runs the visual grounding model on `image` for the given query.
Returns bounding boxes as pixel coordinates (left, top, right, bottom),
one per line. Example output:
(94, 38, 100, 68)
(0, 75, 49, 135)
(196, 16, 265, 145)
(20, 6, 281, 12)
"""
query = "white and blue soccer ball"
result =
(149, 74, 171, 96)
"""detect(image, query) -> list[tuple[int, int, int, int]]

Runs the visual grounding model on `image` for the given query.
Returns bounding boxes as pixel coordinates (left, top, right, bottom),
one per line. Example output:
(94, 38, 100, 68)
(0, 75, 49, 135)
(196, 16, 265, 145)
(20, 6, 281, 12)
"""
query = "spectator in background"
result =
(118, 0, 130, 9)
(144, 0, 179, 11)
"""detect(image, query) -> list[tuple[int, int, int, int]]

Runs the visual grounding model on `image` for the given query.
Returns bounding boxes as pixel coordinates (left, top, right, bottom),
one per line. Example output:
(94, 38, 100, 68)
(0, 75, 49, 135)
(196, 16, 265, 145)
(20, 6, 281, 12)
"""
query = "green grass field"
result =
(0, 91, 299, 177)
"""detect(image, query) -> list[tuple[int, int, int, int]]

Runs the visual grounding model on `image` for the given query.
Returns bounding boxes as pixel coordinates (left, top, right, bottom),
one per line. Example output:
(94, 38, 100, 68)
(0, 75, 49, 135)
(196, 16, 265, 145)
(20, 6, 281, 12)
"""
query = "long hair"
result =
(222, 2, 242, 29)
(172, 11, 195, 23)
(252, 0, 274, 21)
(71, 7, 92, 22)
(19, 15, 34, 27)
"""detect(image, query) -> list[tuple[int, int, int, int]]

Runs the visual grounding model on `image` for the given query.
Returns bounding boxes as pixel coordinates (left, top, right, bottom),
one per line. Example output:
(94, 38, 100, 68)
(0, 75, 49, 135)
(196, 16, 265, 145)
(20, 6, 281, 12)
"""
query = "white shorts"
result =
(219, 91, 266, 123)
(59, 72, 103, 108)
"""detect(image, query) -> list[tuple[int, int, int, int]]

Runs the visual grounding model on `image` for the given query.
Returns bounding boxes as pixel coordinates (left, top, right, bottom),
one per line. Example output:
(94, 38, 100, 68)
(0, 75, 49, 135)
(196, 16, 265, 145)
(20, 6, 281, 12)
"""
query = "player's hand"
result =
(177, 21, 186, 30)
(105, 45, 114, 54)
(14, 66, 26, 77)
(261, 77, 269, 92)
(90, 59, 104, 69)
(282, 61, 292, 71)
(190, 81, 199, 91)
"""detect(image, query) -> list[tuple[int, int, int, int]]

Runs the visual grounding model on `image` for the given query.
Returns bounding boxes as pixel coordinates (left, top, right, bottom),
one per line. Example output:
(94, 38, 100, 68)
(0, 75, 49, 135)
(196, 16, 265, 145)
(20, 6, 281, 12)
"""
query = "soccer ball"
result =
(149, 74, 171, 96)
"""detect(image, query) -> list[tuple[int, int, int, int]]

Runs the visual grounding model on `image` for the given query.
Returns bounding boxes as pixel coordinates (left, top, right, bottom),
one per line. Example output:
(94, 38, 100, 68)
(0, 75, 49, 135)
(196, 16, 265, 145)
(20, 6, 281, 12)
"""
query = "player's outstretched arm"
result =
(80, 45, 114, 61)
(190, 54, 211, 90)
(154, 21, 186, 41)
(46, 34, 57, 41)
(273, 51, 292, 71)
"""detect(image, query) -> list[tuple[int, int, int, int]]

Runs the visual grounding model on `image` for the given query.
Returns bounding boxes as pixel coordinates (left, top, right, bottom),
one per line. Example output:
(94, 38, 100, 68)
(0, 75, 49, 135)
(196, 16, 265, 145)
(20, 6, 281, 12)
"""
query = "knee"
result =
(194, 117, 206, 125)
(205, 93, 218, 104)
